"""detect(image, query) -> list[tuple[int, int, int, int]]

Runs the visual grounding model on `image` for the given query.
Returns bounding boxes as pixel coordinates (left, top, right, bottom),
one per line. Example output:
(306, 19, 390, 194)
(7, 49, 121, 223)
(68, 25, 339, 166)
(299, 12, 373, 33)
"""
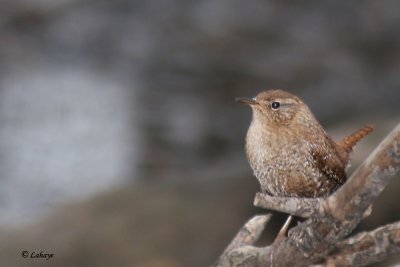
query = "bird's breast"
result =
(245, 125, 328, 197)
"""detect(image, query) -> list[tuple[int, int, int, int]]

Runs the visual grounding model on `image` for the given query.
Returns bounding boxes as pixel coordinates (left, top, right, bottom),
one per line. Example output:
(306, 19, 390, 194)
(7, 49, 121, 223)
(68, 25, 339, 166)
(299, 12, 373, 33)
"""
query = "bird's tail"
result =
(337, 124, 374, 154)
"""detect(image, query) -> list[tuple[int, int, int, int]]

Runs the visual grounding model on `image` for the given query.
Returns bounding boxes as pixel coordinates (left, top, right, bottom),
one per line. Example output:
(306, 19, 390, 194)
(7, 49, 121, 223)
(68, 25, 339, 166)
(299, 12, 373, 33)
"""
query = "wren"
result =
(237, 90, 373, 198)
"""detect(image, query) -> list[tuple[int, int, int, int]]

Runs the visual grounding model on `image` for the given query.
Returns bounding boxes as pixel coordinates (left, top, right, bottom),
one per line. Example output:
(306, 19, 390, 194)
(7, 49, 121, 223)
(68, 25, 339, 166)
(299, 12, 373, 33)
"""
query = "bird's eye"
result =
(271, 102, 280, 110)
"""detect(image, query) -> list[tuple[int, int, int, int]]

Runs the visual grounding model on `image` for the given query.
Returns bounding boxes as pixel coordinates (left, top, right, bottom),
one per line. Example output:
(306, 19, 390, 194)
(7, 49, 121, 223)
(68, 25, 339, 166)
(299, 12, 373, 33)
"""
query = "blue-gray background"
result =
(0, 1, 399, 266)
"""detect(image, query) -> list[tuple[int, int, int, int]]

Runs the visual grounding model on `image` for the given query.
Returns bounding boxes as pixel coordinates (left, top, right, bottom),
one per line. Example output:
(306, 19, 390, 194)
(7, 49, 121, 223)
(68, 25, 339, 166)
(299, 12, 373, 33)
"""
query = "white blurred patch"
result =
(0, 63, 137, 225)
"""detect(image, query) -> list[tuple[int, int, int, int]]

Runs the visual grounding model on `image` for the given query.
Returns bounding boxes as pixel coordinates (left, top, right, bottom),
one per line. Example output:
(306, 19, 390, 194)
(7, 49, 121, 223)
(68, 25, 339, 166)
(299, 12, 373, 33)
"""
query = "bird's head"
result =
(236, 89, 315, 128)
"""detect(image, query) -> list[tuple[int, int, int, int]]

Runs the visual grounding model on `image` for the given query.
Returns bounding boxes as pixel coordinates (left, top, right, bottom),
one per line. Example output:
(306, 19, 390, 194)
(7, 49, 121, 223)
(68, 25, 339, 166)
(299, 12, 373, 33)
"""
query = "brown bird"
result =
(236, 89, 373, 198)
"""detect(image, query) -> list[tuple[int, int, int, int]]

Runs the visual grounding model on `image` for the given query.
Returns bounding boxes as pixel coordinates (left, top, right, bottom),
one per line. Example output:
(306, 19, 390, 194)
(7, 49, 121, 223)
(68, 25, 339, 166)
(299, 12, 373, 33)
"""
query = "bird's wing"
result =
(312, 145, 347, 188)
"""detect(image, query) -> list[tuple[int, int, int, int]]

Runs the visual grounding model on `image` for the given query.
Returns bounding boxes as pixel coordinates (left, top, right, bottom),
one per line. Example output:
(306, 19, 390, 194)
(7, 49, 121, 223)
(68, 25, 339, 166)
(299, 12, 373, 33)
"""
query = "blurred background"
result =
(0, 0, 399, 266)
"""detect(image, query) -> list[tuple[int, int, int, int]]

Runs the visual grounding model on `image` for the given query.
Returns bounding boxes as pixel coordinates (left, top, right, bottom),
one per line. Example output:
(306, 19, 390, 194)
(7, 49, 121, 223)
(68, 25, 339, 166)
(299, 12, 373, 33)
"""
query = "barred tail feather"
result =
(338, 124, 374, 153)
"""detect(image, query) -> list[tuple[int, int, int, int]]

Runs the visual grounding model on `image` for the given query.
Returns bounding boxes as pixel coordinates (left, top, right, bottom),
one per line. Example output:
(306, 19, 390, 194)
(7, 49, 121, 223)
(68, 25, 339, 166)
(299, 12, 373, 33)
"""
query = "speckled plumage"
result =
(238, 90, 373, 198)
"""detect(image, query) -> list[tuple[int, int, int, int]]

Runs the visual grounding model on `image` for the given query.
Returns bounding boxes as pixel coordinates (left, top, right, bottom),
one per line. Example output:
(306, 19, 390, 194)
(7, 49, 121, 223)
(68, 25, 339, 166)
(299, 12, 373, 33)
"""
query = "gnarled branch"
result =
(312, 221, 400, 267)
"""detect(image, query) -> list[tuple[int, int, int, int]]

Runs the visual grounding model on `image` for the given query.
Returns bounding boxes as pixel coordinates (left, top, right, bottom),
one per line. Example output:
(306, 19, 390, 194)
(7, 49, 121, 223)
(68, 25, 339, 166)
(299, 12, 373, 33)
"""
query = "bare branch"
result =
(312, 221, 400, 267)
(226, 214, 272, 251)
(213, 214, 271, 267)
(254, 193, 322, 218)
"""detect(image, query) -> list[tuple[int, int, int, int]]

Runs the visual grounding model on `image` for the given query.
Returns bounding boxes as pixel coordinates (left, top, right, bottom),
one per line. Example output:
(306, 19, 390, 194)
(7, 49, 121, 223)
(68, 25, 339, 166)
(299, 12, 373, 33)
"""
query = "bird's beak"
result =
(235, 97, 258, 106)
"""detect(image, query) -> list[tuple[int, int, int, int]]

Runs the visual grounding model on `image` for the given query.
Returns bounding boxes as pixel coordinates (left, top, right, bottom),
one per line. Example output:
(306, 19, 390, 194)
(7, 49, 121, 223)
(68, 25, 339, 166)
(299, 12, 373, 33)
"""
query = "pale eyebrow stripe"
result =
(279, 102, 295, 107)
